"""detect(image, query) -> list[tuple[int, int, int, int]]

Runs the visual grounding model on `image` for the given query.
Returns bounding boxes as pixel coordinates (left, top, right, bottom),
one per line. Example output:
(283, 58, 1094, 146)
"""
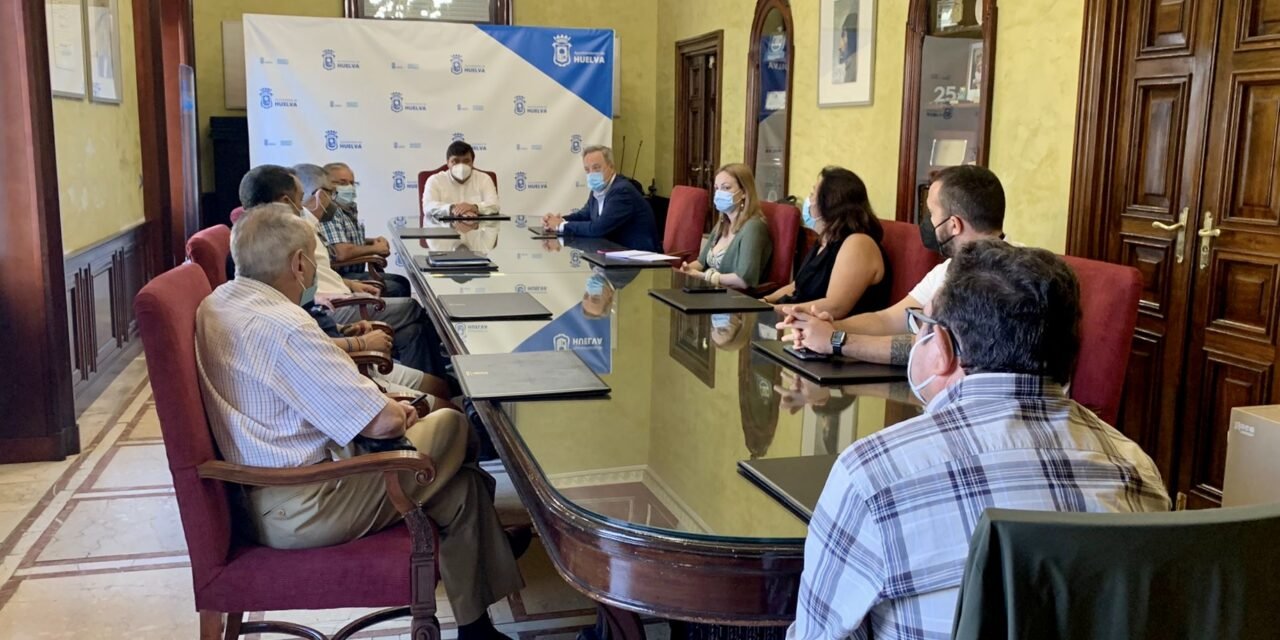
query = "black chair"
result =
(952, 505, 1280, 640)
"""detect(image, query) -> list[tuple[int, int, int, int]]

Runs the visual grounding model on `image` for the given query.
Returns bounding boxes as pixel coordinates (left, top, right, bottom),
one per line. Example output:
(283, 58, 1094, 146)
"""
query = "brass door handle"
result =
(1153, 208, 1189, 264)
(1198, 211, 1219, 270)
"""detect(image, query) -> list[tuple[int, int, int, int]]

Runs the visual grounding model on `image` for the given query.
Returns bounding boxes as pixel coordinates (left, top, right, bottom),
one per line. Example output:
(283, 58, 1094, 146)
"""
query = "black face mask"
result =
(919, 215, 956, 257)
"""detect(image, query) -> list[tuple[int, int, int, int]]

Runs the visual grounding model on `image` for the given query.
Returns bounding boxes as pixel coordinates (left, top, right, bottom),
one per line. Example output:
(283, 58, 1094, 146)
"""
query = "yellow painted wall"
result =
(54, 0, 144, 254)
(192, 0, 343, 192)
(516, 1, 659, 189)
(654, 0, 1084, 251)
(191, 0, 1084, 249)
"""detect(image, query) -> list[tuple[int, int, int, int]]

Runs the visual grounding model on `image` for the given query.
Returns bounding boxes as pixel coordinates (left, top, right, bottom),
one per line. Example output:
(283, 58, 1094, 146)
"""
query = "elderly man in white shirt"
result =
(422, 140, 500, 223)
(196, 206, 523, 640)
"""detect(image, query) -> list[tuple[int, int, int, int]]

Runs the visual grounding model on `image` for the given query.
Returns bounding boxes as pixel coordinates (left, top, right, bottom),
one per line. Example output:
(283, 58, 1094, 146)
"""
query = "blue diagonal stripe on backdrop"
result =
(476, 25, 614, 118)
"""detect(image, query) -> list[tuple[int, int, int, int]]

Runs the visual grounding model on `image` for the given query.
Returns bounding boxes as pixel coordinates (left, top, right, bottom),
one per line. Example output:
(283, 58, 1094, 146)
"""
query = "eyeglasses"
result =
(905, 307, 936, 335)
(906, 307, 964, 356)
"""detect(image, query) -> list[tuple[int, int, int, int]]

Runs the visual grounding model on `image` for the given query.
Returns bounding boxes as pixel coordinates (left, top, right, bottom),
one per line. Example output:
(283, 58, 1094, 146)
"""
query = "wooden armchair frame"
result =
(197, 453, 442, 640)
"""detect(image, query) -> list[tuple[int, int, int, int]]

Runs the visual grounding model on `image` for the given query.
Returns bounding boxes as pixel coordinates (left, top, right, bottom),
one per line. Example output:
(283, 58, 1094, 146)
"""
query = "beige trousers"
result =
(247, 409, 524, 624)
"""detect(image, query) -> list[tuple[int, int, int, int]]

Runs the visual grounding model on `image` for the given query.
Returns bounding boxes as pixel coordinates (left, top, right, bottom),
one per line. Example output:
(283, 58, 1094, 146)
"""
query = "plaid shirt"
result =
(788, 373, 1169, 640)
(319, 206, 367, 274)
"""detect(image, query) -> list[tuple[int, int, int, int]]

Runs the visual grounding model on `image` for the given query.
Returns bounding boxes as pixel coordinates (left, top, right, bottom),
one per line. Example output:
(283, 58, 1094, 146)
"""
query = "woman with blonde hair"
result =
(679, 163, 773, 289)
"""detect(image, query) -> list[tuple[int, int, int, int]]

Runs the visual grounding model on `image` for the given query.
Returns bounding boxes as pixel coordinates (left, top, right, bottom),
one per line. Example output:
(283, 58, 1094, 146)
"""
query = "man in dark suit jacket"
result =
(542, 145, 660, 252)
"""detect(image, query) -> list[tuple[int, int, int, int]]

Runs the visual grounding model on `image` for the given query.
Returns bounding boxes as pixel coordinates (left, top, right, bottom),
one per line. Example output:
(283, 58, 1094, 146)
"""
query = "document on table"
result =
(602, 250, 680, 262)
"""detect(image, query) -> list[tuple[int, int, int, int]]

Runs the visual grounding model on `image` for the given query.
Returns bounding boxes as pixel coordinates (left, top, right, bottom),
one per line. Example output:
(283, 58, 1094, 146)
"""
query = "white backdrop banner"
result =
(243, 14, 614, 266)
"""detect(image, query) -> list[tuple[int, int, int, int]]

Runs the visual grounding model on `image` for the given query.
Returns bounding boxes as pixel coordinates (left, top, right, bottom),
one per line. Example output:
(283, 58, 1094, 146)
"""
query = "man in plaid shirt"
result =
(320, 162, 412, 297)
(788, 241, 1169, 639)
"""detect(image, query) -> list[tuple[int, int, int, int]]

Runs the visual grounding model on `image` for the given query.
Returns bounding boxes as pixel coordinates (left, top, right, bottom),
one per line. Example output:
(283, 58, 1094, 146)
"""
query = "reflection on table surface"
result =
(393, 218, 921, 542)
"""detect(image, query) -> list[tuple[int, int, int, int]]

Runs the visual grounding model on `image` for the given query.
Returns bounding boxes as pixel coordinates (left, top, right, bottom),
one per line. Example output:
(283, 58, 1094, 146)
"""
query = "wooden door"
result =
(1177, 0, 1280, 508)
(1105, 0, 1221, 480)
(675, 32, 723, 193)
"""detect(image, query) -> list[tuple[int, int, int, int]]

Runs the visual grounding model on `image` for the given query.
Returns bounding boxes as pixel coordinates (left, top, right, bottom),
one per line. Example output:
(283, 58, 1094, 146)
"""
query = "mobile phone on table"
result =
(784, 345, 831, 361)
(682, 286, 727, 294)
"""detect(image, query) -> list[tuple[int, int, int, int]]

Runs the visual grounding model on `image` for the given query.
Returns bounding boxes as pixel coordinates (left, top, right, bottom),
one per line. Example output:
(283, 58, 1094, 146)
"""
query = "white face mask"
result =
(907, 331, 939, 405)
(450, 163, 473, 182)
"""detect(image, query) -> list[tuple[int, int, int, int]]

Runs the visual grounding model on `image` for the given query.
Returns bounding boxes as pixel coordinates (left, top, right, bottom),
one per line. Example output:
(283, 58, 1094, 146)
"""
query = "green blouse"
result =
(698, 216, 773, 287)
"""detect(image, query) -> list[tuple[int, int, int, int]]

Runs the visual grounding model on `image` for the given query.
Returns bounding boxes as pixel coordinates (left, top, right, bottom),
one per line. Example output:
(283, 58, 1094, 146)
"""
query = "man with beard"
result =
(778, 165, 1007, 365)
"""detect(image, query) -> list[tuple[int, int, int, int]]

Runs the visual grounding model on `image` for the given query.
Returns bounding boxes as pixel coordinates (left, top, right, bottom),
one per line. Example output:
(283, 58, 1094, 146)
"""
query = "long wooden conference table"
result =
(391, 217, 920, 638)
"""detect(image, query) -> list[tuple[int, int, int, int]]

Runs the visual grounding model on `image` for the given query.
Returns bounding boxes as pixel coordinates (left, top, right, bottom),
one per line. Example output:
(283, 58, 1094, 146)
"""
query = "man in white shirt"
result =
(422, 141, 500, 223)
(780, 165, 1007, 365)
(196, 207, 523, 639)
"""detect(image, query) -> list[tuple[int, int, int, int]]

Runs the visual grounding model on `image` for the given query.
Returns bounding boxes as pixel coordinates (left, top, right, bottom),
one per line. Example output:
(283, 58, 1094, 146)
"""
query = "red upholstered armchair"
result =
(663, 186, 709, 261)
(187, 225, 233, 289)
(756, 201, 802, 296)
(134, 263, 441, 640)
(880, 220, 943, 303)
(417, 165, 500, 226)
(1062, 255, 1143, 426)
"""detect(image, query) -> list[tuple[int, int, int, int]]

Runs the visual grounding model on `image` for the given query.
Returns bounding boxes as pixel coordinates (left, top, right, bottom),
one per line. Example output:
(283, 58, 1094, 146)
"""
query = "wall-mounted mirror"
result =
(745, 0, 794, 202)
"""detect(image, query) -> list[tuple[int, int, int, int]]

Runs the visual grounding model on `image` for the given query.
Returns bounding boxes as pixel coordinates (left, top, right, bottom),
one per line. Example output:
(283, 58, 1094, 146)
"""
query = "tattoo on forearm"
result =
(889, 335, 913, 366)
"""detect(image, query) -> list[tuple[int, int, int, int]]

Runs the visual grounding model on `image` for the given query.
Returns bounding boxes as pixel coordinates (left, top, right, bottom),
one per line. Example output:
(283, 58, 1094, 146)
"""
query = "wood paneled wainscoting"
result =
(64, 223, 152, 412)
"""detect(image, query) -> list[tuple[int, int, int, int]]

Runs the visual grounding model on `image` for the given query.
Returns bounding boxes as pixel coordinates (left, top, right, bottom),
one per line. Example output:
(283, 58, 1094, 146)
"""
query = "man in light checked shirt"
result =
(788, 240, 1169, 640)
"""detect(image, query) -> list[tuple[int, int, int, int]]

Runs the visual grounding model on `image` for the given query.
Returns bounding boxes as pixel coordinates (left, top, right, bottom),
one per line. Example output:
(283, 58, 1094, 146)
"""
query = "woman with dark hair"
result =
(764, 167, 890, 319)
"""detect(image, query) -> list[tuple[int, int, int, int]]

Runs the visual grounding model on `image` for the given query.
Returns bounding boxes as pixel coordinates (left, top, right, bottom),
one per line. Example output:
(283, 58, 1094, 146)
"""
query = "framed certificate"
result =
(45, 0, 87, 99)
(86, 0, 123, 103)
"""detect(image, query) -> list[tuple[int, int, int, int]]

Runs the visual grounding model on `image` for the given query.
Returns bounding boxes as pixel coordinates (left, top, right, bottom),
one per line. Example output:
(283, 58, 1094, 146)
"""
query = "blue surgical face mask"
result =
(335, 184, 357, 205)
(585, 273, 607, 296)
(713, 190, 737, 213)
(587, 171, 607, 192)
(296, 254, 319, 307)
(801, 197, 817, 229)
(710, 313, 732, 329)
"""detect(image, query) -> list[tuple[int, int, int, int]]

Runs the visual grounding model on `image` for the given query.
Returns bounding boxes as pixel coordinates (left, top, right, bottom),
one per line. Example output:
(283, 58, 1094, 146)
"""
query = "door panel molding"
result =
(1219, 72, 1280, 225)
(1238, 0, 1280, 47)
(1184, 350, 1273, 506)
(1139, 0, 1197, 57)
(1123, 76, 1192, 219)
(1203, 249, 1279, 342)
(1121, 233, 1177, 316)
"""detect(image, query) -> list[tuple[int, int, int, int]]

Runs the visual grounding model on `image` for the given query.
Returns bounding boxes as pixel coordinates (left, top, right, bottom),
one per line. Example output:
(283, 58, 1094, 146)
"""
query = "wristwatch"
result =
(831, 330, 847, 355)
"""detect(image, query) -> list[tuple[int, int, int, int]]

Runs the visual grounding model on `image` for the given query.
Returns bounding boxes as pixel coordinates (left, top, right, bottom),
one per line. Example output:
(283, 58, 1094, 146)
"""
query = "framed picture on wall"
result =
(86, 0, 123, 103)
(818, 0, 875, 107)
(966, 41, 984, 103)
(45, 0, 87, 99)
(345, 0, 512, 24)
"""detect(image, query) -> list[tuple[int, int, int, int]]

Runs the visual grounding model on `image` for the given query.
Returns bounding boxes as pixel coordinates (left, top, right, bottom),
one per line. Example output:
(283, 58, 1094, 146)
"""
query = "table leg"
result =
(576, 604, 645, 640)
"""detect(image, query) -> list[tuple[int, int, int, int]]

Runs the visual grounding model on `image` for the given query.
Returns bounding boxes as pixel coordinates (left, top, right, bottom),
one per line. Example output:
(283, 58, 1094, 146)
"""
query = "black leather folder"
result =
(452, 351, 611, 401)
(397, 227, 461, 240)
(648, 288, 774, 314)
(438, 293, 552, 321)
(751, 340, 906, 384)
(412, 254, 498, 273)
(737, 454, 838, 523)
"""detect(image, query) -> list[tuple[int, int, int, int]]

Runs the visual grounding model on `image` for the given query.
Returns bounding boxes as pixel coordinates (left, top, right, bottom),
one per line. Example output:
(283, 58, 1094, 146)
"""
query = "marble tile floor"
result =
(0, 357, 635, 639)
